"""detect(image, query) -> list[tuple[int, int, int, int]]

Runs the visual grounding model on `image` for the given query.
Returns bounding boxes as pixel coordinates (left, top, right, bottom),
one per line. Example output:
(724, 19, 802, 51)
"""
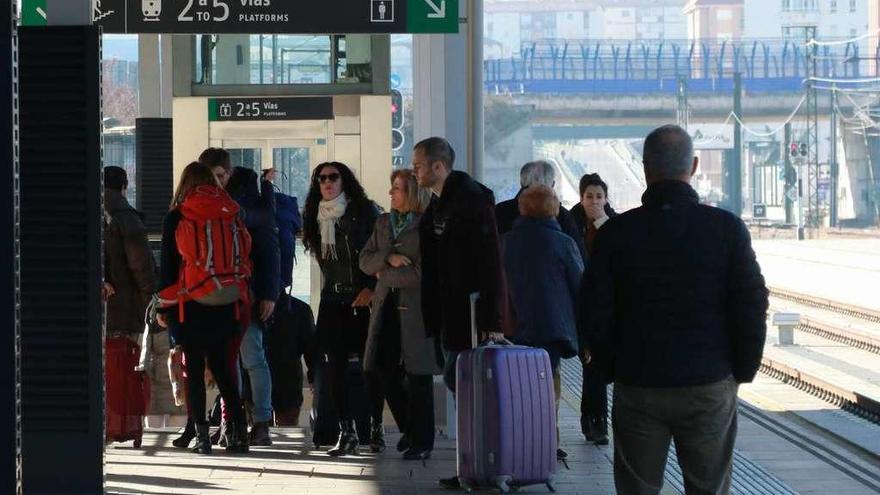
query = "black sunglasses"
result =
(317, 172, 341, 184)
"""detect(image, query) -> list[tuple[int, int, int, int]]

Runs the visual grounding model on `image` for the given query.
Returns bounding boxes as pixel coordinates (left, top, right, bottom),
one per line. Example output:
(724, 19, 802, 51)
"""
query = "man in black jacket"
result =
(413, 137, 504, 489)
(581, 125, 768, 495)
(495, 160, 586, 260)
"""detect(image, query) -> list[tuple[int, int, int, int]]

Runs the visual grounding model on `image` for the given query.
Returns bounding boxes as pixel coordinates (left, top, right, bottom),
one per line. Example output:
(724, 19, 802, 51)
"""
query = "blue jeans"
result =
(240, 321, 273, 423)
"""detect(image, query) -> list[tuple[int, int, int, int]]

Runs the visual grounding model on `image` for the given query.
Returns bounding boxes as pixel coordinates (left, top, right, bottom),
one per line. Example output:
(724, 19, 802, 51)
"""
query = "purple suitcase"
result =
(456, 293, 557, 493)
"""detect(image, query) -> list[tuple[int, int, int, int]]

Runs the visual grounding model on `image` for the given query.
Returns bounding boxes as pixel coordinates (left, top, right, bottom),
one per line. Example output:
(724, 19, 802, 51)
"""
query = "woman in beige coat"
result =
(360, 169, 440, 461)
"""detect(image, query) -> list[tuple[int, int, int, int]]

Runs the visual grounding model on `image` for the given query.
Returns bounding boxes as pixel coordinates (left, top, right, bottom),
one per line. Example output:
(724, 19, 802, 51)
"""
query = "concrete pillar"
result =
(414, 30, 468, 172)
(138, 34, 161, 118)
(139, 34, 174, 119)
(160, 35, 173, 118)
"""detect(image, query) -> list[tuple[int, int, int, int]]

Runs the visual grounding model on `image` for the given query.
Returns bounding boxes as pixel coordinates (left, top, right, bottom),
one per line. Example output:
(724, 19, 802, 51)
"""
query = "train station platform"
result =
(106, 355, 880, 495)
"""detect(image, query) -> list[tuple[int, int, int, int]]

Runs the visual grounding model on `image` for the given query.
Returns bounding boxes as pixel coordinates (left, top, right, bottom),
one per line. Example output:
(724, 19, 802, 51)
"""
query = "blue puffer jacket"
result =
(502, 216, 584, 359)
(275, 192, 302, 291)
(228, 167, 281, 303)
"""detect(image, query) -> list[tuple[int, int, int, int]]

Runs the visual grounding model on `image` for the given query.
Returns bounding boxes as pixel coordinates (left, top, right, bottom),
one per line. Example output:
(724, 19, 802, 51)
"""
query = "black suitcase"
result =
(309, 356, 371, 448)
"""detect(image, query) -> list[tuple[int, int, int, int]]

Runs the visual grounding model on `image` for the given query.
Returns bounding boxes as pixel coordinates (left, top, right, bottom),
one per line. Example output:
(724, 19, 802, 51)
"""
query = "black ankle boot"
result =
(172, 419, 196, 449)
(369, 417, 386, 453)
(328, 420, 358, 457)
(590, 417, 609, 445)
(225, 421, 250, 453)
(192, 424, 212, 455)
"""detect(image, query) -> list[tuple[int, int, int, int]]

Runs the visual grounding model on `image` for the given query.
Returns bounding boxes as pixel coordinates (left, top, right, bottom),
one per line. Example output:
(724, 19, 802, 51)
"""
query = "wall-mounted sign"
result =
(208, 97, 333, 122)
(23, 0, 458, 34)
(753, 203, 767, 219)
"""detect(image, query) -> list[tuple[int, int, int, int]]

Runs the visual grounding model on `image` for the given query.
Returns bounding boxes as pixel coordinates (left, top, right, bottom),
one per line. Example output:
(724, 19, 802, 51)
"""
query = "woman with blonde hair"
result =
(360, 169, 440, 460)
(156, 161, 251, 455)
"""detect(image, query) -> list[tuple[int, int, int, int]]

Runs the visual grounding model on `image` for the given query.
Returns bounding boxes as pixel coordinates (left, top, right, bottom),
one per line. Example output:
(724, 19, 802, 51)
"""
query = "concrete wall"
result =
(171, 98, 210, 182)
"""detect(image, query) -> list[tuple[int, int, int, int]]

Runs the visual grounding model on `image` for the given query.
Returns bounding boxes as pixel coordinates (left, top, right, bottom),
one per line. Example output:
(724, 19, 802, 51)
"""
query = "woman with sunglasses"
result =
(302, 162, 381, 456)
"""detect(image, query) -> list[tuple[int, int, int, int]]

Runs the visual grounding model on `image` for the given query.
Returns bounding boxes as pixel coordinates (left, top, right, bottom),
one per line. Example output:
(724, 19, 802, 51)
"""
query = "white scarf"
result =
(317, 193, 348, 260)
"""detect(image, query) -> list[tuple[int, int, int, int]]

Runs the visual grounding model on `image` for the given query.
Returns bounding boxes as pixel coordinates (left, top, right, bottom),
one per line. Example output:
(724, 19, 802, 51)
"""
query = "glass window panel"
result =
(273, 147, 311, 202)
(228, 148, 262, 170)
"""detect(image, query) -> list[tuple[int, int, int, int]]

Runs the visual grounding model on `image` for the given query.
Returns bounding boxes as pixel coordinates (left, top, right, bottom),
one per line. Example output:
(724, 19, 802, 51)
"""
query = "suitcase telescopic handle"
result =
(469, 292, 480, 349)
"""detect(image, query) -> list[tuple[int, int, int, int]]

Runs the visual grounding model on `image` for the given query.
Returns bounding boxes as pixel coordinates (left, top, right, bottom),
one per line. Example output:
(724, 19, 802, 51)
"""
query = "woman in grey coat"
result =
(360, 169, 440, 461)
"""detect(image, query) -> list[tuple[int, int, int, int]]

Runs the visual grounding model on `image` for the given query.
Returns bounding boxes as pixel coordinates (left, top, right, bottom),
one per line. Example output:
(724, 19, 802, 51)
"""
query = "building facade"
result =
(744, 0, 869, 40)
(485, 0, 688, 59)
(683, 0, 745, 41)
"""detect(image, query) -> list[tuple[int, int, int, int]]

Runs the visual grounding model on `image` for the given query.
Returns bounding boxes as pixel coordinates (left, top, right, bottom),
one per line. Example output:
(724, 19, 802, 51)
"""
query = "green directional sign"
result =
(21, 0, 459, 34)
(21, 0, 47, 27)
(408, 0, 458, 34)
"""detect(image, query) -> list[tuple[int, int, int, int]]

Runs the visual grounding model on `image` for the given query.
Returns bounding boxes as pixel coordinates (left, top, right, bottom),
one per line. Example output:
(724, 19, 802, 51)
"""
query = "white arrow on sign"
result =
(424, 0, 446, 18)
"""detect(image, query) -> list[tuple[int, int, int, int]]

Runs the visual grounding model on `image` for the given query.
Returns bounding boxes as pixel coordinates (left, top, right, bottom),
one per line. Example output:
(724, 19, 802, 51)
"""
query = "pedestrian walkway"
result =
(106, 393, 621, 495)
(109, 356, 880, 495)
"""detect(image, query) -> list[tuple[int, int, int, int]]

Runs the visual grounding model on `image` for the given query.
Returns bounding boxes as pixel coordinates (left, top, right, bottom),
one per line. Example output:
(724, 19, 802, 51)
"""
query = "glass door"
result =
(212, 139, 265, 170)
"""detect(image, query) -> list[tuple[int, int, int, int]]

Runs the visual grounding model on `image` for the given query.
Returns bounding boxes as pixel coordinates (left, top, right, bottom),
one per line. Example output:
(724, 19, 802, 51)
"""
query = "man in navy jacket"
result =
(581, 125, 768, 494)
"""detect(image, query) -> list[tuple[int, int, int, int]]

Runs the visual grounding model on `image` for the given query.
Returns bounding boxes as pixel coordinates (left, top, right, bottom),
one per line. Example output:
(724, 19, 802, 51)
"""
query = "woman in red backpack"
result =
(156, 162, 251, 455)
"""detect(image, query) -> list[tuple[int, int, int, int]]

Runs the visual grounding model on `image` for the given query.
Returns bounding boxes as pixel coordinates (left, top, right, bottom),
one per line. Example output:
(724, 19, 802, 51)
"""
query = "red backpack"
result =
(158, 185, 253, 322)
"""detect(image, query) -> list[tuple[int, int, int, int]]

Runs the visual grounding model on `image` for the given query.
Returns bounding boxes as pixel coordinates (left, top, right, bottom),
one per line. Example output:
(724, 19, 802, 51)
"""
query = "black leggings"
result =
(374, 292, 435, 450)
(318, 296, 374, 422)
(178, 302, 245, 427)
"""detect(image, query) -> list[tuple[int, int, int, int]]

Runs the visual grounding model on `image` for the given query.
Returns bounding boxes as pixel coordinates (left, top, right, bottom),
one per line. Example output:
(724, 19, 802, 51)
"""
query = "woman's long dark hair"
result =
(302, 162, 370, 256)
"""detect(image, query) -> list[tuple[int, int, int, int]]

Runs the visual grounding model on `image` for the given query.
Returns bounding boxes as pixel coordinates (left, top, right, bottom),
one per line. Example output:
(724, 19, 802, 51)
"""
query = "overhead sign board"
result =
(208, 97, 333, 122)
(23, 0, 458, 34)
(690, 123, 734, 150)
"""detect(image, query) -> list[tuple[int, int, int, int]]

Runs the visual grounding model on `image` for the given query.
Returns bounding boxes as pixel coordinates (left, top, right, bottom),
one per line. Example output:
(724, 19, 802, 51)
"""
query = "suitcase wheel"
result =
(133, 438, 142, 448)
(546, 481, 556, 493)
(496, 477, 512, 493)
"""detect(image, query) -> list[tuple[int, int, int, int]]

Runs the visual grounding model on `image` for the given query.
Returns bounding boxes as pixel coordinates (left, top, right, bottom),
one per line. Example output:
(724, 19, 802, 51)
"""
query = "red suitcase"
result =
(456, 293, 557, 493)
(105, 333, 151, 447)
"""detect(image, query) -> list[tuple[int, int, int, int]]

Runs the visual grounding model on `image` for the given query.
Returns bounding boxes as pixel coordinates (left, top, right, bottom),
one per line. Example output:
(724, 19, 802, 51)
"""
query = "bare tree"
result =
(102, 58, 138, 126)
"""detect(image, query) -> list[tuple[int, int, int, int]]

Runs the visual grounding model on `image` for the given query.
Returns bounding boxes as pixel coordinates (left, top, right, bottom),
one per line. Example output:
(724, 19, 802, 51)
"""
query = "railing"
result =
(484, 38, 880, 94)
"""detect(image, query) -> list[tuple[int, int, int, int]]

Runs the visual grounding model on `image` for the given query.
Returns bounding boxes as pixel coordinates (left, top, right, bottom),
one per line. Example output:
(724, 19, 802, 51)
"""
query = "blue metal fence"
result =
(485, 38, 880, 94)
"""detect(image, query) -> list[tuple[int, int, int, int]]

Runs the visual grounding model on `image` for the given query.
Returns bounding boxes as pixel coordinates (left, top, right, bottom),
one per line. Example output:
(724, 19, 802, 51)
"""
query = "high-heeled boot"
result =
(225, 421, 250, 454)
(327, 420, 358, 457)
(172, 418, 196, 449)
(191, 423, 212, 455)
(369, 417, 386, 453)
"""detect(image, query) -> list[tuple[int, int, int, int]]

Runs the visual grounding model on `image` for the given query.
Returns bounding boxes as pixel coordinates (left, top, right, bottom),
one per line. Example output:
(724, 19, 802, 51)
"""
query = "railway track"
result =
(764, 287, 880, 425)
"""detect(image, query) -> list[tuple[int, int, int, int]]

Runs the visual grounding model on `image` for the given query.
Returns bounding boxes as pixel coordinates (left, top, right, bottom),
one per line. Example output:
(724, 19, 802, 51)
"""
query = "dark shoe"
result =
(225, 421, 250, 453)
(590, 417, 609, 446)
(172, 419, 196, 449)
(556, 448, 568, 460)
(328, 420, 359, 457)
(369, 417, 386, 453)
(438, 475, 460, 489)
(396, 435, 411, 452)
(582, 415, 595, 442)
(249, 421, 272, 447)
(403, 447, 431, 461)
(191, 424, 212, 455)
